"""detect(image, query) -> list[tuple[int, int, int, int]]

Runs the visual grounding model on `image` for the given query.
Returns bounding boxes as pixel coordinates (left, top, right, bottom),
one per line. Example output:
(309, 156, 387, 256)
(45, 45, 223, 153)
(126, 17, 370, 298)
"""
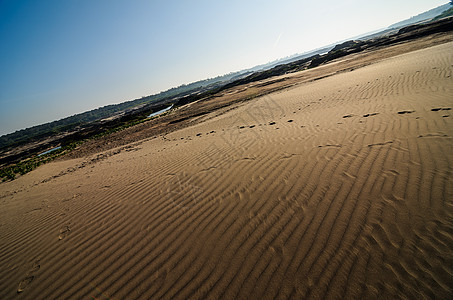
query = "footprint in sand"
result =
(397, 110, 415, 114)
(17, 261, 40, 293)
(17, 276, 34, 293)
(59, 225, 71, 240)
(318, 144, 342, 148)
(418, 133, 448, 138)
(431, 107, 451, 111)
(30, 261, 40, 273)
(363, 113, 379, 117)
(368, 141, 393, 147)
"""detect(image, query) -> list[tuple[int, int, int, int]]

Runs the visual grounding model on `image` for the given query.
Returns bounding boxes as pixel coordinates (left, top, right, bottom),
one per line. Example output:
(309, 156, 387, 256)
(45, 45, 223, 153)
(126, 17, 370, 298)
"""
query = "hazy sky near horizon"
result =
(0, 0, 449, 135)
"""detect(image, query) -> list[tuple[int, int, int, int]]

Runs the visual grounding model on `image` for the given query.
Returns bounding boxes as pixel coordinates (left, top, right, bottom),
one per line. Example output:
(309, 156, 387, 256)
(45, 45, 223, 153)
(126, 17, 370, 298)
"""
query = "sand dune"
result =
(1, 41, 453, 299)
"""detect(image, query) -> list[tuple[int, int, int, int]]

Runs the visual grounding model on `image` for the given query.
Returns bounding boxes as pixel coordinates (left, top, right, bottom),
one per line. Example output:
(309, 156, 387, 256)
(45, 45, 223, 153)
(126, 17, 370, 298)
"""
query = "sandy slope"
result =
(1, 41, 452, 299)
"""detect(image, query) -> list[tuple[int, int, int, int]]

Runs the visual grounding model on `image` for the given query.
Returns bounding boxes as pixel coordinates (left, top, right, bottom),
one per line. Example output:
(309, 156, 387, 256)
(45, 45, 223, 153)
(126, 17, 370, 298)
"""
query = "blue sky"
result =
(0, 0, 449, 136)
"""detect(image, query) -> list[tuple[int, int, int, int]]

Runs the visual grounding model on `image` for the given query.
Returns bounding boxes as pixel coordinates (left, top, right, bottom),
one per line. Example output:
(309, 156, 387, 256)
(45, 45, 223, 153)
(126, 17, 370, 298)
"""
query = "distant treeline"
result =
(0, 71, 244, 150)
(434, 5, 453, 21)
(176, 17, 453, 107)
(3, 14, 453, 152)
(389, 3, 451, 29)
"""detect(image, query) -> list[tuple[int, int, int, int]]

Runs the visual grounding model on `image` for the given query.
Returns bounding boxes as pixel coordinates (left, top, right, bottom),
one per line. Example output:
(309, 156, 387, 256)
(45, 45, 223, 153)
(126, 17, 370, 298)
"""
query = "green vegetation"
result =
(433, 6, 453, 21)
(0, 73, 239, 150)
(0, 145, 71, 181)
(0, 106, 173, 182)
(89, 112, 160, 140)
(2, 16, 453, 182)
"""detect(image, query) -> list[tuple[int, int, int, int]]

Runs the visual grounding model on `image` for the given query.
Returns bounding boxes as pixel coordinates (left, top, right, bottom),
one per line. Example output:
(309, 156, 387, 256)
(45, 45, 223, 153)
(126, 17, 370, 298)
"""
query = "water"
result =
(148, 105, 173, 118)
(38, 146, 62, 157)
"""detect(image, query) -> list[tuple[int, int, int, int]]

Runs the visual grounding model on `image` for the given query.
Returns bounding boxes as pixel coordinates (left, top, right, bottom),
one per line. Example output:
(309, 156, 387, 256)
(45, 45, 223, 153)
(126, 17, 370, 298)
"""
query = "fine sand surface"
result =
(1, 41, 453, 299)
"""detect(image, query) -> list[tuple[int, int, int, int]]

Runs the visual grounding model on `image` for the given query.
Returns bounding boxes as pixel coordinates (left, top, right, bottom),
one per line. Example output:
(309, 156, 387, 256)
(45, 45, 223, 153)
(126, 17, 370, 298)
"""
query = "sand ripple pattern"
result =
(1, 42, 453, 299)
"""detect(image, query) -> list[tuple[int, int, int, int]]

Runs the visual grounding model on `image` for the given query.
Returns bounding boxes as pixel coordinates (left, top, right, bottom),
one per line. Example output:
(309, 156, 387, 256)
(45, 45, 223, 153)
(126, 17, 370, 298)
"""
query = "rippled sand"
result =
(1, 41, 452, 299)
